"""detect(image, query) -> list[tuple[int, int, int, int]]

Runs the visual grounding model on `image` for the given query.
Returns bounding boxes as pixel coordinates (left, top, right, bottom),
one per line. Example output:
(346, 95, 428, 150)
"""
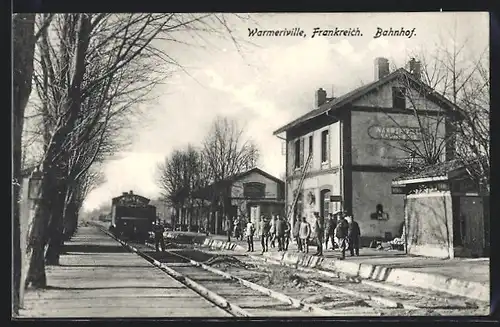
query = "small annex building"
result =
(191, 167, 285, 235)
(392, 159, 489, 259)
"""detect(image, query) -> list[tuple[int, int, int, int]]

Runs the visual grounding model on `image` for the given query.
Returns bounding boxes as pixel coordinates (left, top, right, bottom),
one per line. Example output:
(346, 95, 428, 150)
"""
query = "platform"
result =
(17, 226, 231, 318)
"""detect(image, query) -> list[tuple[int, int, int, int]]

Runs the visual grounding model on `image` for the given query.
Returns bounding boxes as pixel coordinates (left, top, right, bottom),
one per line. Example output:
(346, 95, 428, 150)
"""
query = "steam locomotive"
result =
(109, 190, 156, 243)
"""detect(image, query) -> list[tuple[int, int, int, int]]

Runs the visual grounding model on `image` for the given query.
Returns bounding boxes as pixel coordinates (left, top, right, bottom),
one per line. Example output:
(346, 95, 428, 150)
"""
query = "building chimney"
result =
(408, 58, 421, 79)
(374, 57, 390, 80)
(315, 88, 327, 108)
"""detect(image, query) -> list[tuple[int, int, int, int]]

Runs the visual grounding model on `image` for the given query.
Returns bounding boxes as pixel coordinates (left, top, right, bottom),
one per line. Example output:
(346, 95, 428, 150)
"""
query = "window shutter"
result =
(300, 138, 305, 167)
(327, 129, 331, 163)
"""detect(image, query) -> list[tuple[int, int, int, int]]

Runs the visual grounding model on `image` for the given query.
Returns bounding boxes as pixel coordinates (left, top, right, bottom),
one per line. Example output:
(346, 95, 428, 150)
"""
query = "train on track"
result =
(109, 190, 157, 243)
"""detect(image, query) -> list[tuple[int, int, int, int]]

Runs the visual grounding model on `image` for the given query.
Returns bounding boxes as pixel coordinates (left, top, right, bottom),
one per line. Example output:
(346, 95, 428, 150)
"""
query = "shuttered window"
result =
(300, 138, 305, 167)
(309, 135, 313, 158)
(294, 139, 301, 168)
(321, 130, 329, 163)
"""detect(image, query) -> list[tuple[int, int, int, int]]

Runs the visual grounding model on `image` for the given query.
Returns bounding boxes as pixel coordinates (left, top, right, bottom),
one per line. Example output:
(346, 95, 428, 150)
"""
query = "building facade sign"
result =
(368, 125, 421, 141)
(243, 182, 266, 198)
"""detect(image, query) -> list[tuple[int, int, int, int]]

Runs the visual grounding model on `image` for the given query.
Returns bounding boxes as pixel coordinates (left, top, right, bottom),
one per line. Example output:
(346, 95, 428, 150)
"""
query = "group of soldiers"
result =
(153, 210, 362, 260)
(225, 214, 291, 253)
(238, 211, 361, 260)
(314, 210, 361, 260)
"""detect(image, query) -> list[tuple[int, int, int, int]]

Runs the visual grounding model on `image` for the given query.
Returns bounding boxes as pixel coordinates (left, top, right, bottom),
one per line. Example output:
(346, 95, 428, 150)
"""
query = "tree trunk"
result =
(63, 200, 78, 241)
(188, 198, 193, 232)
(12, 13, 37, 314)
(45, 181, 67, 265)
(173, 206, 179, 230)
(25, 171, 53, 289)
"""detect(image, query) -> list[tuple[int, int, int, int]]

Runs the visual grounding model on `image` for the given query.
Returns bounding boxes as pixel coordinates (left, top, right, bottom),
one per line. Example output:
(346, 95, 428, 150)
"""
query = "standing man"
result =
(313, 212, 324, 256)
(236, 216, 244, 241)
(284, 218, 291, 251)
(260, 215, 270, 253)
(245, 219, 255, 252)
(233, 216, 240, 240)
(336, 212, 349, 260)
(269, 215, 277, 248)
(348, 215, 361, 256)
(153, 220, 165, 252)
(225, 216, 233, 242)
(275, 215, 286, 251)
(299, 217, 311, 254)
(325, 212, 337, 250)
(292, 216, 301, 252)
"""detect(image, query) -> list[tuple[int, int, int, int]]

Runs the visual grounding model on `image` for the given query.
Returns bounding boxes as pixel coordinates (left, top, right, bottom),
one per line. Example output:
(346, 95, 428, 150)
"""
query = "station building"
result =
(273, 57, 462, 245)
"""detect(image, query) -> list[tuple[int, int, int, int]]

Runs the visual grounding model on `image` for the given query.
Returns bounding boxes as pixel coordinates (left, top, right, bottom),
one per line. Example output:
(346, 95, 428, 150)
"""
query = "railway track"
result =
(100, 228, 334, 316)
(101, 227, 488, 317)
(128, 242, 333, 317)
(193, 246, 489, 316)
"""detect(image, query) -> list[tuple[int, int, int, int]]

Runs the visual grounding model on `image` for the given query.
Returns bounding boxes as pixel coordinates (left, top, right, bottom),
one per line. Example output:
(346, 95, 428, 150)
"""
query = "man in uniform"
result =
(324, 212, 337, 250)
(299, 216, 311, 254)
(292, 216, 302, 252)
(275, 215, 285, 251)
(336, 212, 349, 260)
(269, 215, 277, 248)
(313, 212, 324, 256)
(245, 220, 255, 252)
(153, 220, 165, 252)
(348, 215, 361, 256)
(225, 215, 233, 242)
(259, 215, 270, 253)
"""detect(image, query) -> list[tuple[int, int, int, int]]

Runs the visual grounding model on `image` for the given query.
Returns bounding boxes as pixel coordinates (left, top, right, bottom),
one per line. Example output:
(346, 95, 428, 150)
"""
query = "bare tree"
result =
(437, 42, 490, 191)
(202, 116, 260, 230)
(22, 13, 252, 289)
(12, 13, 55, 313)
(157, 149, 189, 229)
(362, 36, 488, 185)
(157, 145, 207, 230)
(12, 13, 37, 316)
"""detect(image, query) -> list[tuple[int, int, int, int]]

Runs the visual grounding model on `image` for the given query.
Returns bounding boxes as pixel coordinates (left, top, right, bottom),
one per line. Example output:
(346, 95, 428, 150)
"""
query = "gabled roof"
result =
(392, 159, 465, 184)
(230, 167, 284, 186)
(273, 68, 463, 135)
(392, 156, 488, 185)
(192, 167, 284, 199)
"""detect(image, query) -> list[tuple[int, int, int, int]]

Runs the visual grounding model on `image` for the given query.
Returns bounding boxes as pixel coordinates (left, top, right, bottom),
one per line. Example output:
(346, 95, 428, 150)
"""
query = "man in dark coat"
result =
(336, 213, 349, 259)
(313, 212, 324, 256)
(275, 215, 287, 251)
(225, 216, 233, 242)
(348, 215, 361, 256)
(292, 216, 302, 252)
(153, 220, 165, 252)
(283, 218, 291, 251)
(260, 215, 270, 253)
(324, 213, 337, 250)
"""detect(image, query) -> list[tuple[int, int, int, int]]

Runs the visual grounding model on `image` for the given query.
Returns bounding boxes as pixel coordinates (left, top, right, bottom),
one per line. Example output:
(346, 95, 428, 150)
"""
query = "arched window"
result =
(243, 182, 266, 198)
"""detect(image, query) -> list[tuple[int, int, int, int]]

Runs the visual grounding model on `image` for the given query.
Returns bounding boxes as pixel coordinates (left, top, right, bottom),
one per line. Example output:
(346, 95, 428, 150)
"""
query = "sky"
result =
(82, 12, 489, 211)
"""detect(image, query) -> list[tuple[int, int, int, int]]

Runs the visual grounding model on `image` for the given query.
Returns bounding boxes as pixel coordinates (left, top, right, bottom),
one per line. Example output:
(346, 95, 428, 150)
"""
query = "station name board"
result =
(368, 125, 421, 141)
(391, 186, 407, 194)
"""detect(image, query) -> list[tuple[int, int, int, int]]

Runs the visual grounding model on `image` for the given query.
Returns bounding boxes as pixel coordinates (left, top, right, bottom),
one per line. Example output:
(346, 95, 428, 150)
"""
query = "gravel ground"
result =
(202, 253, 490, 317)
